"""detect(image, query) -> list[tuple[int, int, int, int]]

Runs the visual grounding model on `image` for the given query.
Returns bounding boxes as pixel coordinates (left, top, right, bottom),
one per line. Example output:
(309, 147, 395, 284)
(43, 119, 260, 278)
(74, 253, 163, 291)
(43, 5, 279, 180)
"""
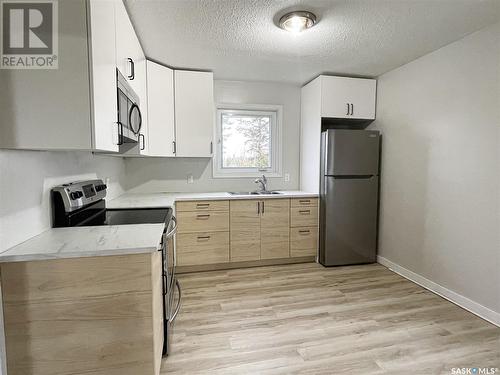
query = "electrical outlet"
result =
(284, 173, 290, 182)
(187, 174, 194, 184)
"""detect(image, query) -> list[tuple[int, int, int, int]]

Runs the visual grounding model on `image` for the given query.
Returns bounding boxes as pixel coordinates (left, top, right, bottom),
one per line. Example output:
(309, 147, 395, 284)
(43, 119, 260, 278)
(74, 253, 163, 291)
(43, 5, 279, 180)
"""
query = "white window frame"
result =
(213, 103, 283, 178)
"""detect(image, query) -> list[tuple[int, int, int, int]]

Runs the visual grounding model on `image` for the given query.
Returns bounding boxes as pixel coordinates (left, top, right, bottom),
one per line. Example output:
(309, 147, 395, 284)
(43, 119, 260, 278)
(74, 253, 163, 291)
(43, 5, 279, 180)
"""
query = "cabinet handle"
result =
(299, 229, 311, 234)
(257, 201, 260, 215)
(262, 201, 265, 214)
(116, 122, 124, 145)
(299, 199, 310, 204)
(197, 235, 211, 240)
(350, 103, 354, 116)
(139, 134, 145, 150)
(299, 210, 311, 214)
(346, 103, 350, 116)
(127, 58, 135, 80)
(196, 214, 210, 219)
(172, 141, 176, 154)
(210, 141, 213, 154)
(196, 203, 210, 208)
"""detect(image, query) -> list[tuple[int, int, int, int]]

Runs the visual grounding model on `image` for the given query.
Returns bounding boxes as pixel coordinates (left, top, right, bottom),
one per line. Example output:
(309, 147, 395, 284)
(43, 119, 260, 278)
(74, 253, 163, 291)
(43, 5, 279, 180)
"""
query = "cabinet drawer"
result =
(290, 227, 318, 257)
(176, 211, 229, 233)
(291, 197, 318, 208)
(176, 200, 229, 212)
(177, 232, 230, 266)
(290, 206, 318, 227)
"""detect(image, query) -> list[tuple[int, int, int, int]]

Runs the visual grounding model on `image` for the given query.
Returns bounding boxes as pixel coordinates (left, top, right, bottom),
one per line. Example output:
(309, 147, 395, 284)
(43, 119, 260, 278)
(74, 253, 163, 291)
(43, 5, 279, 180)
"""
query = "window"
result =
(213, 104, 282, 178)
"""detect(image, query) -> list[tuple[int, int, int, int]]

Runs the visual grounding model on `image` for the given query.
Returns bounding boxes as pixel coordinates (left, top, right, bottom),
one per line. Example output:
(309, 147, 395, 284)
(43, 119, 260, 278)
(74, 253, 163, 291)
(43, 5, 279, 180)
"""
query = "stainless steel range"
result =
(51, 179, 180, 355)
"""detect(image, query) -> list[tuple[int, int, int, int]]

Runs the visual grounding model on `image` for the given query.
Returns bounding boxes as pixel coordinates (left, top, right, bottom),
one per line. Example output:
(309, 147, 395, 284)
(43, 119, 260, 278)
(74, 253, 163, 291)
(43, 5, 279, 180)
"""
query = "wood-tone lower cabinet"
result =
(229, 199, 290, 261)
(176, 197, 317, 270)
(260, 199, 290, 259)
(175, 200, 230, 266)
(0, 252, 163, 375)
(291, 206, 319, 227)
(290, 198, 318, 258)
(176, 210, 229, 233)
(290, 226, 318, 257)
(230, 200, 261, 262)
(176, 200, 229, 212)
(291, 197, 318, 208)
(177, 231, 229, 265)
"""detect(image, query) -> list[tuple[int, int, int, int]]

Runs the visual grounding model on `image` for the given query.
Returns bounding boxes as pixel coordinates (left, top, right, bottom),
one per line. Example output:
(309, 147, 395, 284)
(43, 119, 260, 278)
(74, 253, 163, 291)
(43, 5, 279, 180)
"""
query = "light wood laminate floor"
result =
(160, 263, 500, 374)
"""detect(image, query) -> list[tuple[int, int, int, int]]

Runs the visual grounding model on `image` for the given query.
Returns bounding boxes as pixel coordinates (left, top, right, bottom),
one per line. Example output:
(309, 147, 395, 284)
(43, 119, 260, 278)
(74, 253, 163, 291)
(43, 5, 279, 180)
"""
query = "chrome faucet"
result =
(254, 175, 268, 192)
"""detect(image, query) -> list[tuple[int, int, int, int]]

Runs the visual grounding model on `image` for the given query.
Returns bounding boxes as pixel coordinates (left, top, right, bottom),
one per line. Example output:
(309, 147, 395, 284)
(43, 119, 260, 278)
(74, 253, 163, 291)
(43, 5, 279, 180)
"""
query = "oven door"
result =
(162, 216, 181, 356)
(164, 216, 177, 290)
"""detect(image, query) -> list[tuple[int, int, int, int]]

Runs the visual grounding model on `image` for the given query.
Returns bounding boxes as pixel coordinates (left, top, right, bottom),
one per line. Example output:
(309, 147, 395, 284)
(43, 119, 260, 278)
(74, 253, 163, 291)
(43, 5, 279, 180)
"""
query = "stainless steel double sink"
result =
(228, 191, 283, 196)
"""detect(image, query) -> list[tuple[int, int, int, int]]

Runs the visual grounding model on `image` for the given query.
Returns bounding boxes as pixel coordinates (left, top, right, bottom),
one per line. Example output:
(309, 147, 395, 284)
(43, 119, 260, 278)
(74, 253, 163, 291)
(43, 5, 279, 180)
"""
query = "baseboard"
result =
(177, 256, 315, 274)
(377, 256, 500, 327)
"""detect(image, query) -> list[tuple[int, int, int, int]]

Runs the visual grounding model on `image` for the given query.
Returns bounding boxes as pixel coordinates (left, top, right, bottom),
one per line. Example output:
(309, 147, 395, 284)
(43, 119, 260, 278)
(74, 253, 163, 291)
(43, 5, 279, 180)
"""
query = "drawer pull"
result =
(196, 214, 211, 219)
(298, 229, 310, 234)
(299, 199, 310, 204)
(197, 235, 211, 240)
(196, 203, 210, 208)
(299, 210, 311, 214)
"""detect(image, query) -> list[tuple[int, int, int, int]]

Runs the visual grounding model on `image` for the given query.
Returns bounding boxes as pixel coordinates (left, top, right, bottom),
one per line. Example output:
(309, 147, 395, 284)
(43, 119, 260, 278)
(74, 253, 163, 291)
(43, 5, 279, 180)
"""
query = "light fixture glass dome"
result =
(279, 11, 317, 33)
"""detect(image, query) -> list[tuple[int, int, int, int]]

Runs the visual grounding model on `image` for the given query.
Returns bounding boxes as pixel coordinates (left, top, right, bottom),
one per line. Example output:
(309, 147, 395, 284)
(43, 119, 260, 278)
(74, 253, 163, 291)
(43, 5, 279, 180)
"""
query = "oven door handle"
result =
(165, 216, 177, 239)
(170, 279, 182, 323)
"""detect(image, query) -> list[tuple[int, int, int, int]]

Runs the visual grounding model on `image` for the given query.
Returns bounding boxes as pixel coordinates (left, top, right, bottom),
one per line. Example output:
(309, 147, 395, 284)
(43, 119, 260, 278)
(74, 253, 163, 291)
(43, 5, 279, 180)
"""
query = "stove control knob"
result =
(70, 191, 83, 200)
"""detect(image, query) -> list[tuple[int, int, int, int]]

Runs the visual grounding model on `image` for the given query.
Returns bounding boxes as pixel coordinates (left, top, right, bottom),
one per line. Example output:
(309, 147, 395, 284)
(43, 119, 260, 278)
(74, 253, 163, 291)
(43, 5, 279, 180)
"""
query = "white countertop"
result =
(107, 190, 318, 209)
(0, 224, 165, 263)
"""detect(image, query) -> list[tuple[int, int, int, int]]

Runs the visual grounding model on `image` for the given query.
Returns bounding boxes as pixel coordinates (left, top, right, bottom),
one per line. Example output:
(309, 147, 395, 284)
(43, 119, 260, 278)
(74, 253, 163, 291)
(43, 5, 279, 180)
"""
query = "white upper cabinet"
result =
(320, 76, 376, 120)
(88, 0, 119, 152)
(174, 70, 214, 158)
(146, 61, 175, 157)
(114, 1, 141, 86)
(135, 56, 149, 155)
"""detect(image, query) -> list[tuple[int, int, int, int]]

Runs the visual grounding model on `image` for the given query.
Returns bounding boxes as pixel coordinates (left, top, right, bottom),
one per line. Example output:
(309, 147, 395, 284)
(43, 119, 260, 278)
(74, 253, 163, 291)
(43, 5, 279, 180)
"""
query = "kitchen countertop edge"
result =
(107, 191, 319, 209)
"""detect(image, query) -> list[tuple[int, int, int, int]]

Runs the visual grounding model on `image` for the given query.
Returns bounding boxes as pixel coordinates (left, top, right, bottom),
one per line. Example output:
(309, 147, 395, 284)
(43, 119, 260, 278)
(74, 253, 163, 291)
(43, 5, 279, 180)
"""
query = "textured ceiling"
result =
(125, 0, 500, 85)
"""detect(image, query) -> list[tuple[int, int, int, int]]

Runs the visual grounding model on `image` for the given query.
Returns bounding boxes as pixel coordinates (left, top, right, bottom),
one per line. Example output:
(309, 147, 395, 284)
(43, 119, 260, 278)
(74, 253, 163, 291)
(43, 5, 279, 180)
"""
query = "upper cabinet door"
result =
(320, 76, 376, 120)
(174, 71, 214, 157)
(146, 61, 175, 157)
(88, 0, 119, 152)
(114, 1, 138, 83)
(136, 55, 149, 155)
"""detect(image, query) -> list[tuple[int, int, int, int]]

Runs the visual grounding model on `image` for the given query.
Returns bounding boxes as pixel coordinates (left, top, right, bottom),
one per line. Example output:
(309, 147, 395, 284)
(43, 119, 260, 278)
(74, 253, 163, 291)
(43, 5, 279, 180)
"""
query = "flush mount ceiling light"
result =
(278, 11, 317, 33)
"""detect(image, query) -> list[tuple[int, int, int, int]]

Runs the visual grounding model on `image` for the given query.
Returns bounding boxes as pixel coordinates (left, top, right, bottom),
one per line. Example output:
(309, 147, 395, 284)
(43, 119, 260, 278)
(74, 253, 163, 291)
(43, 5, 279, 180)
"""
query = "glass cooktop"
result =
(104, 208, 172, 226)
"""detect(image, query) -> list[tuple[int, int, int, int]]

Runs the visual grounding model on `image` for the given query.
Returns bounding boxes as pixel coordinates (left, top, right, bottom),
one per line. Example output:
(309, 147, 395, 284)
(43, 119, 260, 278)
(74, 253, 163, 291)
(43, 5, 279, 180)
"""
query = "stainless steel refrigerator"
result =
(319, 129, 380, 266)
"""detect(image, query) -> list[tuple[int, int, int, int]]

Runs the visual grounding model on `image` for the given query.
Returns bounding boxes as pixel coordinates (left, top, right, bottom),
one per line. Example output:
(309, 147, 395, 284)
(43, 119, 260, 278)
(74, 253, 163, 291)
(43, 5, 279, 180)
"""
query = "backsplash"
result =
(0, 150, 126, 252)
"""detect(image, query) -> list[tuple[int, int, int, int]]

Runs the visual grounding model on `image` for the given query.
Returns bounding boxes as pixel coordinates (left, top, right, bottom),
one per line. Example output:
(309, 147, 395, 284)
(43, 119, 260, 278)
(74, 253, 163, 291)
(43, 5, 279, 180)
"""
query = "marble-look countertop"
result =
(0, 224, 165, 263)
(107, 191, 319, 209)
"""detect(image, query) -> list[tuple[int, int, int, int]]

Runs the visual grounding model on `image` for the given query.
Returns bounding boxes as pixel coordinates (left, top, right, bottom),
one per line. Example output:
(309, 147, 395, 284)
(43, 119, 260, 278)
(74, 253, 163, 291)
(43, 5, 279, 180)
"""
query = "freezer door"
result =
(320, 176, 378, 266)
(324, 129, 380, 176)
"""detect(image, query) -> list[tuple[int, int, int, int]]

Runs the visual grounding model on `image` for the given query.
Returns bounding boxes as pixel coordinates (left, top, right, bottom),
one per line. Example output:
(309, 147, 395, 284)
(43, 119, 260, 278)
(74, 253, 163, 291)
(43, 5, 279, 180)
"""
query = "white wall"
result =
(371, 23, 500, 318)
(125, 80, 301, 193)
(0, 150, 126, 252)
